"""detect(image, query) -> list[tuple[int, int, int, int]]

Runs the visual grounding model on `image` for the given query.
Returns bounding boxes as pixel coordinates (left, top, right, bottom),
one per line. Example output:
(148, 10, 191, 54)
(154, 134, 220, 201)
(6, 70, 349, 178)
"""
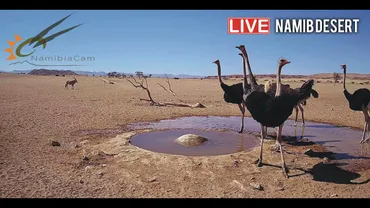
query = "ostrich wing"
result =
(300, 79, 315, 88)
(244, 90, 301, 127)
(244, 91, 273, 114)
(352, 88, 370, 107)
(311, 89, 319, 98)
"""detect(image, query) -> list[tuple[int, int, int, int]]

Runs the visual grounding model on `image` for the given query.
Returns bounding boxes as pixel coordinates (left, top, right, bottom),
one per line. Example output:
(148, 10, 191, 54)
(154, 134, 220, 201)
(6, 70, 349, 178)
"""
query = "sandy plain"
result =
(0, 73, 370, 198)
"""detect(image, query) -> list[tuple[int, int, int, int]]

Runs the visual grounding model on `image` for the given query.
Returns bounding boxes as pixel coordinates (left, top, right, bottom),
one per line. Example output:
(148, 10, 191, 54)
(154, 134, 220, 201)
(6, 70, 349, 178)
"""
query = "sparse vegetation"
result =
(126, 73, 205, 108)
(1, 72, 370, 198)
(107, 71, 126, 78)
(333, 72, 342, 85)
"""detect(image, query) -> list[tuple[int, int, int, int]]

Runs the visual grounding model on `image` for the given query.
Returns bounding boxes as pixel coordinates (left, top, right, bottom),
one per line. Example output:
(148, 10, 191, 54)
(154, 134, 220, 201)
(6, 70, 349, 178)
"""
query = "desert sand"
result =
(0, 73, 370, 198)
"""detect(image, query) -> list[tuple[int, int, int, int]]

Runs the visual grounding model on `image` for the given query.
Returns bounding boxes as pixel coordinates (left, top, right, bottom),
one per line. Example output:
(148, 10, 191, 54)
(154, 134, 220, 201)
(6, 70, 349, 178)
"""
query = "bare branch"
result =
(126, 74, 205, 108)
(157, 74, 186, 102)
(157, 83, 175, 96)
(126, 77, 156, 104)
(165, 74, 176, 95)
(126, 79, 142, 88)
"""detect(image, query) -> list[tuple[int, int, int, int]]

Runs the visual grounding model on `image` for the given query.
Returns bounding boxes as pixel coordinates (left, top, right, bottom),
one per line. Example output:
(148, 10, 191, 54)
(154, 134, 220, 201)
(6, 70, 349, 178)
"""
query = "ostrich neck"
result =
(243, 54, 255, 91)
(244, 52, 256, 85)
(241, 55, 249, 91)
(216, 63, 224, 84)
(275, 64, 283, 97)
(343, 68, 347, 91)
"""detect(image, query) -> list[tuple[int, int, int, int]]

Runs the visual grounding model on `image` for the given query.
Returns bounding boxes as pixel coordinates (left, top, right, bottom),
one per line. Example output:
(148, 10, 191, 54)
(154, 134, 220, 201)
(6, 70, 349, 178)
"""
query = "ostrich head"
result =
(212, 59, 220, 64)
(340, 64, 347, 75)
(235, 45, 247, 56)
(279, 58, 291, 67)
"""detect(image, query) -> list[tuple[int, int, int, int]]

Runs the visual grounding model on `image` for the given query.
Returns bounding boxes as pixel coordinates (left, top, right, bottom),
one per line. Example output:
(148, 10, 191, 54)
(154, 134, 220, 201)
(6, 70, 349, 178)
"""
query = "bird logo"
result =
(4, 13, 82, 64)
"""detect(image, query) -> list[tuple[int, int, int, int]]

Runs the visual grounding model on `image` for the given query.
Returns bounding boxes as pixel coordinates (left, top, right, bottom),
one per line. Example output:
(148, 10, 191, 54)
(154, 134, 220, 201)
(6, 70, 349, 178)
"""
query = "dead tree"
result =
(333, 72, 341, 85)
(157, 74, 185, 103)
(126, 75, 205, 108)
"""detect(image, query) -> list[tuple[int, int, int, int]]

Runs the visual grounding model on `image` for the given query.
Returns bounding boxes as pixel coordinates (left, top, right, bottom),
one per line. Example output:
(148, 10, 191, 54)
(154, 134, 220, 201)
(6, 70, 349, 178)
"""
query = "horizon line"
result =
(1, 69, 370, 77)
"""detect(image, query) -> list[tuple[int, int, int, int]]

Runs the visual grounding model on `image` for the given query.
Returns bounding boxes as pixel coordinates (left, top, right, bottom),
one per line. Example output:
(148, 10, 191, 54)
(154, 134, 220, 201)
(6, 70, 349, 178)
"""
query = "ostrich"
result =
(265, 80, 319, 127)
(239, 51, 314, 178)
(292, 86, 319, 127)
(236, 45, 290, 138)
(213, 60, 246, 133)
(235, 45, 264, 92)
(341, 64, 370, 143)
(264, 78, 317, 151)
(236, 53, 268, 138)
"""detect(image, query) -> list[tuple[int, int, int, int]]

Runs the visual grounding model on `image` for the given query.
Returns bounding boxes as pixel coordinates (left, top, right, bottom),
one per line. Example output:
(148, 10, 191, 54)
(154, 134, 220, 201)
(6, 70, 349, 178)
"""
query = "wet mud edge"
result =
(70, 116, 370, 173)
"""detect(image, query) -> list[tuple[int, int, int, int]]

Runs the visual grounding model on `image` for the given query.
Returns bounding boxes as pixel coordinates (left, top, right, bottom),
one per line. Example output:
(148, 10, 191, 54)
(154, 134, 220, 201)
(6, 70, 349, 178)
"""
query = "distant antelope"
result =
(65, 77, 78, 89)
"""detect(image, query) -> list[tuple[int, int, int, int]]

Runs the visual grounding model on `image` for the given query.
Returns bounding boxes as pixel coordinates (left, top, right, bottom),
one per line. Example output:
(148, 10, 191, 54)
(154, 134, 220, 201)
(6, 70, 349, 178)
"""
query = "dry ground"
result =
(0, 73, 370, 198)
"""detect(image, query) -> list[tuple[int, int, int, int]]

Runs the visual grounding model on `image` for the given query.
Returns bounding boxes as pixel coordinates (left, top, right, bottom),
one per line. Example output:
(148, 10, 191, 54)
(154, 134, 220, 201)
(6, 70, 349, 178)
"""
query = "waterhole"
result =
(128, 116, 370, 161)
(130, 129, 260, 156)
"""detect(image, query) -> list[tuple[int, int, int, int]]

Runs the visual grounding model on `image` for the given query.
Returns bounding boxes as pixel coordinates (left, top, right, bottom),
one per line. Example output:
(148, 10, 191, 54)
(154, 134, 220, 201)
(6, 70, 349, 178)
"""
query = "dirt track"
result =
(0, 74, 369, 198)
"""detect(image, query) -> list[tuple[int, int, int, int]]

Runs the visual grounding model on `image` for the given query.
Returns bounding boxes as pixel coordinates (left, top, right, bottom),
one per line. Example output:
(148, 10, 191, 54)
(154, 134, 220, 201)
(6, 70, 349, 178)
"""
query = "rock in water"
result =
(175, 134, 208, 147)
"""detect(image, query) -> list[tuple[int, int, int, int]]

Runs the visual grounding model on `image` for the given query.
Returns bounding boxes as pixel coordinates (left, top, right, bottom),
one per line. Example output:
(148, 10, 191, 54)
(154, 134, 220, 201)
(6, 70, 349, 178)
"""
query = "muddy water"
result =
(128, 116, 370, 160)
(130, 129, 260, 156)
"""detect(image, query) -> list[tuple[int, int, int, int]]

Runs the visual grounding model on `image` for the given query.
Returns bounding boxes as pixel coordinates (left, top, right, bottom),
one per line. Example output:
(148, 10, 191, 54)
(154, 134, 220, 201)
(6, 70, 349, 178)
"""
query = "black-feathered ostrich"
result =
(341, 64, 370, 143)
(236, 45, 290, 139)
(234, 53, 268, 137)
(213, 52, 273, 134)
(264, 79, 318, 152)
(265, 80, 319, 127)
(238, 48, 314, 178)
(213, 60, 247, 133)
(293, 87, 319, 127)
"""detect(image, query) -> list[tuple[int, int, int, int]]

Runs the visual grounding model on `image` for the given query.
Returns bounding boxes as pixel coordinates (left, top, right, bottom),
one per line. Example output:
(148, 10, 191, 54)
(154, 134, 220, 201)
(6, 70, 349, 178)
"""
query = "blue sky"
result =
(1, 10, 369, 76)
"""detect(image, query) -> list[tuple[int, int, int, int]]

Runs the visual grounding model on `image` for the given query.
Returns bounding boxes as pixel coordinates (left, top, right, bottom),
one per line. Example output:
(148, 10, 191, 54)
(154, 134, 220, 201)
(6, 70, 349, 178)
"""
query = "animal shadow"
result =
(304, 150, 336, 159)
(335, 153, 370, 160)
(281, 135, 316, 146)
(303, 149, 370, 160)
(301, 162, 370, 184)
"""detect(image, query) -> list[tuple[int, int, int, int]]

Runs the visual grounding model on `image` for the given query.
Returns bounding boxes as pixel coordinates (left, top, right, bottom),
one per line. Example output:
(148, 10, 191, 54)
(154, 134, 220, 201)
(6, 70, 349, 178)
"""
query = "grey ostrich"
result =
(341, 64, 370, 143)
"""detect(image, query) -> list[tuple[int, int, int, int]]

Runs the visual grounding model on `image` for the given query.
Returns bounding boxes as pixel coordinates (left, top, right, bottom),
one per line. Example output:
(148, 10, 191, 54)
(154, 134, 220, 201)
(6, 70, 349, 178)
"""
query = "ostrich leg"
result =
(360, 109, 369, 143)
(366, 106, 370, 142)
(294, 127, 297, 138)
(364, 111, 369, 142)
(237, 103, 246, 133)
(364, 122, 369, 142)
(300, 126, 305, 140)
(254, 124, 266, 167)
(264, 126, 268, 138)
(298, 104, 305, 127)
(293, 105, 299, 126)
(270, 128, 281, 152)
(277, 124, 289, 178)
